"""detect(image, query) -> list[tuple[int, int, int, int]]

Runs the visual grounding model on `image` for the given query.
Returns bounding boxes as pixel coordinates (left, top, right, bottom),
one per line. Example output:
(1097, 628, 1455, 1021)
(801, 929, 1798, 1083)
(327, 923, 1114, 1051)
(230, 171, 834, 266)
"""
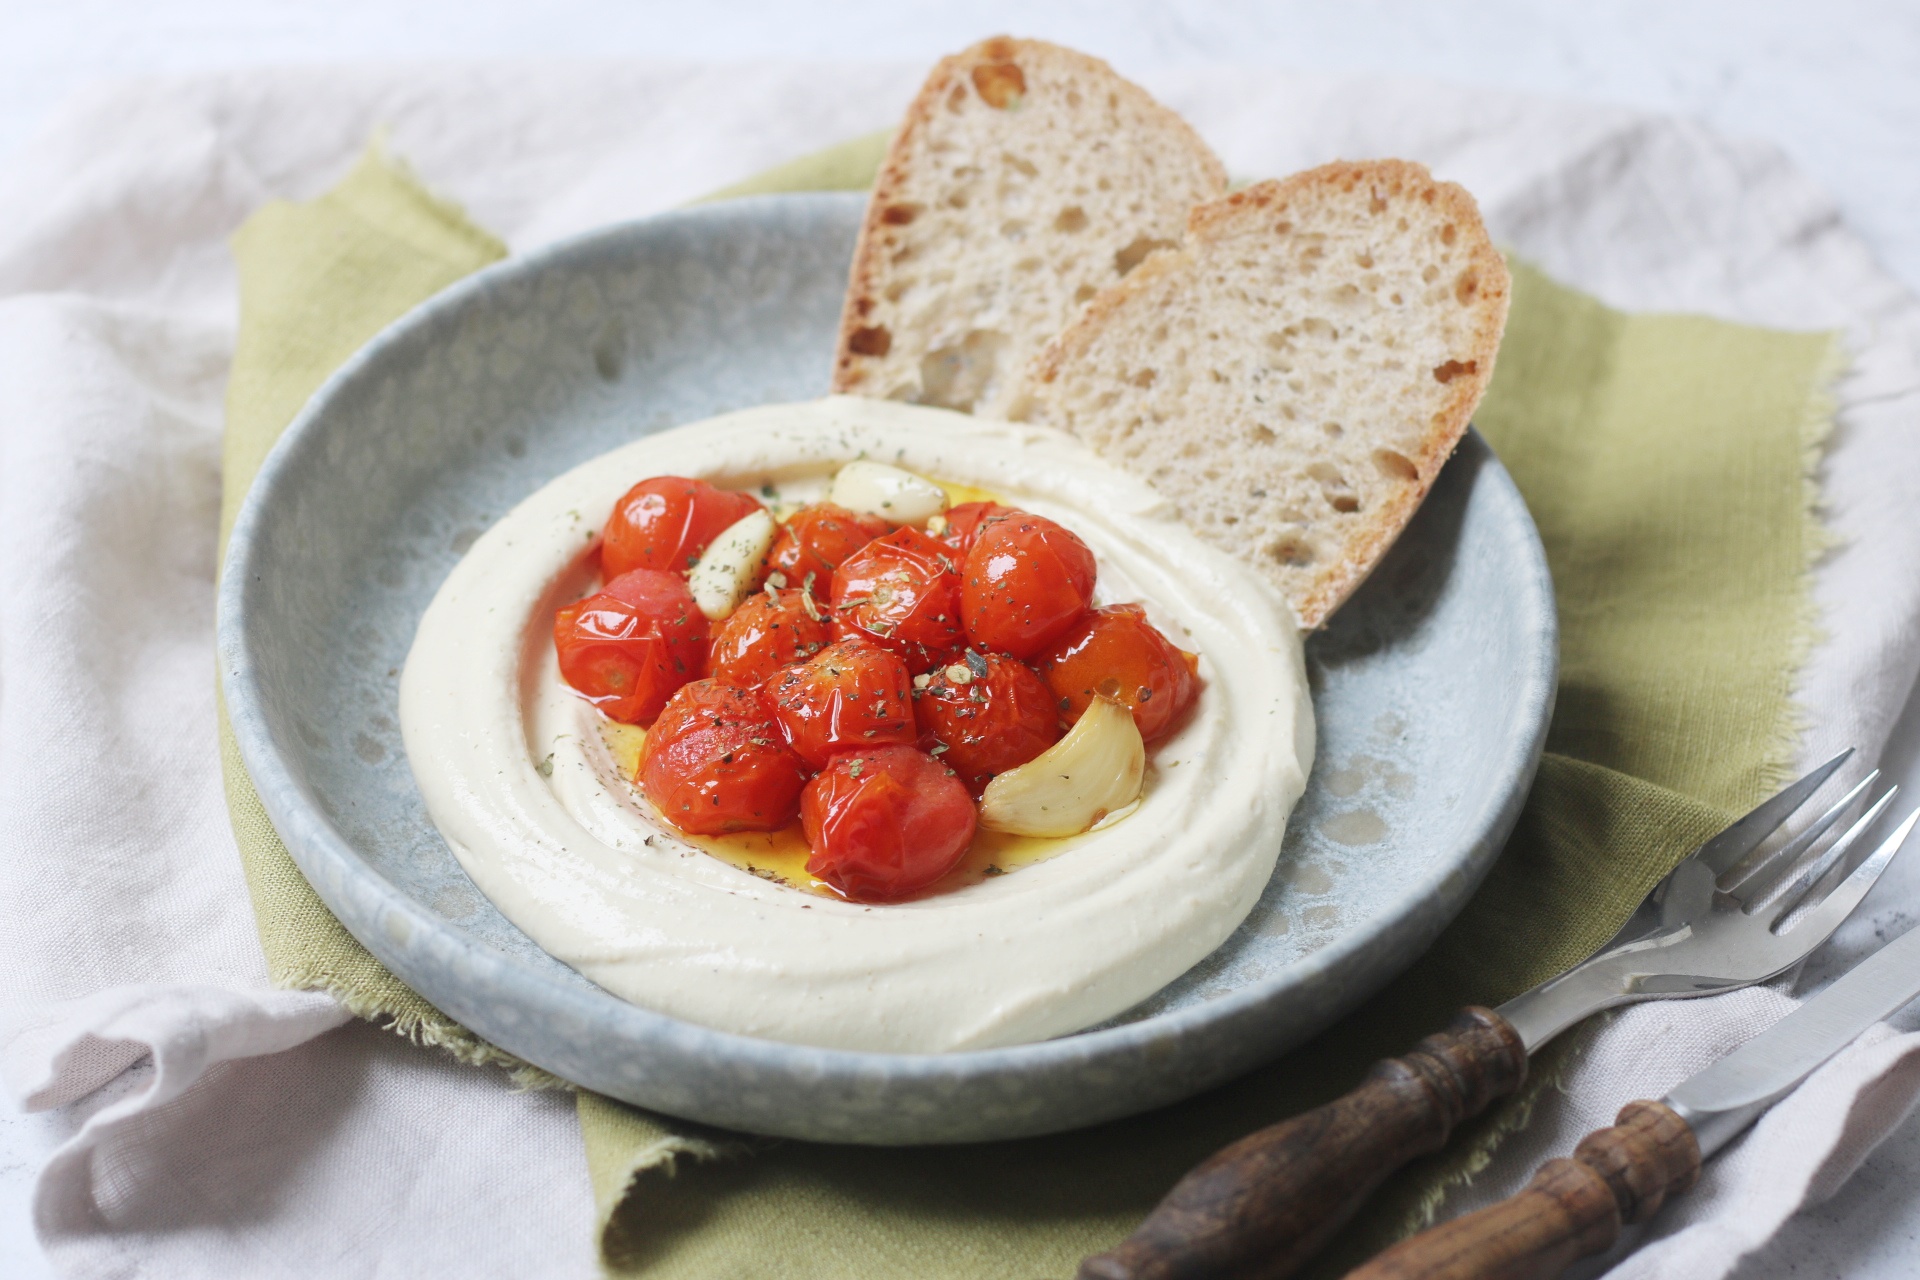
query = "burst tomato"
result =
(600, 476, 762, 578)
(707, 587, 833, 689)
(830, 527, 966, 673)
(913, 652, 1062, 793)
(762, 503, 890, 600)
(1034, 603, 1200, 744)
(553, 569, 708, 724)
(959, 513, 1097, 659)
(763, 638, 917, 768)
(638, 680, 809, 835)
(800, 746, 977, 901)
(939, 501, 1019, 556)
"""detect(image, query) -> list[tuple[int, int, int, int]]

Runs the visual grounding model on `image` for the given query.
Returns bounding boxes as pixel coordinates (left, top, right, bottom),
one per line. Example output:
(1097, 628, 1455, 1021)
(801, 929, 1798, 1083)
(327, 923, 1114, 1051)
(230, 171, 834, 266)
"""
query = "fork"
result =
(1080, 749, 1918, 1280)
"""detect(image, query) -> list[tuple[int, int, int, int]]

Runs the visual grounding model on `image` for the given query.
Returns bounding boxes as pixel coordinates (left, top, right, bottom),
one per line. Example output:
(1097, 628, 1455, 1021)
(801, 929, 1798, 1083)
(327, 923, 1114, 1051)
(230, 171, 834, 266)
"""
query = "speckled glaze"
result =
(217, 193, 1556, 1145)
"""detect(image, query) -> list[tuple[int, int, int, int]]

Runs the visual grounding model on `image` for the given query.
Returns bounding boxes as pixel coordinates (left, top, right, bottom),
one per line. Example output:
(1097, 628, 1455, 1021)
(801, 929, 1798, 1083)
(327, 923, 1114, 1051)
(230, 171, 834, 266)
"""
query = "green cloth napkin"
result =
(219, 135, 1839, 1278)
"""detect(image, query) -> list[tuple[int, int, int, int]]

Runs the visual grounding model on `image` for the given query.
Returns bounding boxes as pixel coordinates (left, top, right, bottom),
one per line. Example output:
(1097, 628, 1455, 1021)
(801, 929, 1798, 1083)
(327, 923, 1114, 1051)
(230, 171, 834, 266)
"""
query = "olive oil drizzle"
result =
(596, 719, 1079, 900)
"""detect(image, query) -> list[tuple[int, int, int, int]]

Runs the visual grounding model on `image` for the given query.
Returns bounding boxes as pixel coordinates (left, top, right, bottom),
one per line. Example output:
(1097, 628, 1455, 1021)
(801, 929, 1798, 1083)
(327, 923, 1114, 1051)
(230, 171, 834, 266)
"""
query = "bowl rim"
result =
(217, 191, 1557, 1109)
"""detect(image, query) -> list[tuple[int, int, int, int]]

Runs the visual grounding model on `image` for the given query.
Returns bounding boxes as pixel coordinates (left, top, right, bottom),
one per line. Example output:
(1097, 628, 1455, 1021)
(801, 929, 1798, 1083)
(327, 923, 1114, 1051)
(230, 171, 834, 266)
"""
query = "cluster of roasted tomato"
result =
(552, 474, 1199, 902)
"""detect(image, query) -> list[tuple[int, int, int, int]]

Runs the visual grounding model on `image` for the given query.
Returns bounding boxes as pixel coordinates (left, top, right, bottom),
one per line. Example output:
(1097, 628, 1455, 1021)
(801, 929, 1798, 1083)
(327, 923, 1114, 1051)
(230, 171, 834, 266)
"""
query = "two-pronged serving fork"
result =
(1080, 749, 1919, 1280)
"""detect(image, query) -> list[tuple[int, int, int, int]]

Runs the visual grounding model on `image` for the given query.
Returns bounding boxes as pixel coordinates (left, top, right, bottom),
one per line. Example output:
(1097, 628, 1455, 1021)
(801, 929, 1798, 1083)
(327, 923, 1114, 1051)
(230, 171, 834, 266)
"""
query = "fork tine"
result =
(1764, 786, 1898, 924)
(1694, 748, 1854, 876)
(1728, 771, 1879, 906)
(1775, 803, 1919, 940)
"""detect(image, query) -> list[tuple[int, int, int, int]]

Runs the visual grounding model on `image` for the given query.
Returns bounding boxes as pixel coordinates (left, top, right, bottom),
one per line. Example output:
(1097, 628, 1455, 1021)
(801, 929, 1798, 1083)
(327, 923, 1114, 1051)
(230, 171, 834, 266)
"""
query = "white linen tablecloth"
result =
(3, 60, 1920, 1279)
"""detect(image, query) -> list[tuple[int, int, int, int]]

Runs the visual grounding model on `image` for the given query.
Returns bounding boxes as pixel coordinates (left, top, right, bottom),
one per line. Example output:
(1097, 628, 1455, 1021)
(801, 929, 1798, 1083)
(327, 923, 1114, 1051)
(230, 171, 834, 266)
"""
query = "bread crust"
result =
(1030, 159, 1511, 629)
(831, 36, 1226, 411)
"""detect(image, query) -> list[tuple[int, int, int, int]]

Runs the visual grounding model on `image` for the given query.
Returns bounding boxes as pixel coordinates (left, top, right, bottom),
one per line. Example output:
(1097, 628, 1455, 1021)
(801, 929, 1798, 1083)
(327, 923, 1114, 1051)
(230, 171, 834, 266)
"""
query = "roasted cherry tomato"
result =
(707, 587, 833, 689)
(1034, 603, 1200, 744)
(912, 652, 1062, 793)
(553, 569, 709, 724)
(800, 745, 977, 902)
(939, 501, 1019, 557)
(762, 503, 890, 600)
(763, 638, 917, 768)
(959, 512, 1097, 659)
(600, 476, 762, 578)
(638, 680, 809, 834)
(830, 527, 966, 673)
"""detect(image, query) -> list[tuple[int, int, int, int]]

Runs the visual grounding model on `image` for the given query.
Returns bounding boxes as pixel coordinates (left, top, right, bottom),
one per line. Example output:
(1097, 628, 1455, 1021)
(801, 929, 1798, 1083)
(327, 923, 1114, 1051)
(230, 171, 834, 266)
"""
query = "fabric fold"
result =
(20, 986, 350, 1244)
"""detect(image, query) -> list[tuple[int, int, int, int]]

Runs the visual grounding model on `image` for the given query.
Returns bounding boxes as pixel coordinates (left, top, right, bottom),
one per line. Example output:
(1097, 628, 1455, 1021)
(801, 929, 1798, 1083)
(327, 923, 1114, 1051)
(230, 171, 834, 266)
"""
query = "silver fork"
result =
(1080, 749, 1920, 1280)
(1500, 750, 1914, 1043)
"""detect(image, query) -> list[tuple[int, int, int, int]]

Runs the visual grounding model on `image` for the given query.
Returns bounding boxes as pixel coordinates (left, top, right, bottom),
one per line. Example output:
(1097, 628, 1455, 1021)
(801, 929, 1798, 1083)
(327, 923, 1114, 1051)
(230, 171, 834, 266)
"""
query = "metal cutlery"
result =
(1079, 750, 1918, 1280)
(1346, 911, 1920, 1279)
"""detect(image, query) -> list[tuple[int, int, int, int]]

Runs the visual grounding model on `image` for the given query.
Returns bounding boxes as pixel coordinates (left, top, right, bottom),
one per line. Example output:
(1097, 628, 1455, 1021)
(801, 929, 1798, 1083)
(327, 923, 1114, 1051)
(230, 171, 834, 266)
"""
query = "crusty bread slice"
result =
(830, 36, 1227, 419)
(1023, 160, 1511, 629)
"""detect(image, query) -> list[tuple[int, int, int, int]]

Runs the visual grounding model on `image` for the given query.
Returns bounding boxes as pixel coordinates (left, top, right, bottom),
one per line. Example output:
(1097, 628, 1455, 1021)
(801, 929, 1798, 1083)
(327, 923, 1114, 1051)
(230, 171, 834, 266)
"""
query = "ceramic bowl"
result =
(218, 193, 1556, 1144)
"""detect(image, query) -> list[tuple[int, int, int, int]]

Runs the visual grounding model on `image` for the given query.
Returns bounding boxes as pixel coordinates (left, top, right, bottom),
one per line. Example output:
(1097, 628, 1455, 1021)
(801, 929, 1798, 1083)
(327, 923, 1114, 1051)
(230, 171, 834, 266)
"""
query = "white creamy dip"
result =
(399, 397, 1314, 1053)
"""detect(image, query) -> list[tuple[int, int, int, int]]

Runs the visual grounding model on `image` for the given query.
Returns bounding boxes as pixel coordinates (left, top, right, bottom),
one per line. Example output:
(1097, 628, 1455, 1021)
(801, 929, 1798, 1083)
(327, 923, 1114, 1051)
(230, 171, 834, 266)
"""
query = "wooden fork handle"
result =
(1077, 1007, 1529, 1280)
(1343, 1100, 1702, 1280)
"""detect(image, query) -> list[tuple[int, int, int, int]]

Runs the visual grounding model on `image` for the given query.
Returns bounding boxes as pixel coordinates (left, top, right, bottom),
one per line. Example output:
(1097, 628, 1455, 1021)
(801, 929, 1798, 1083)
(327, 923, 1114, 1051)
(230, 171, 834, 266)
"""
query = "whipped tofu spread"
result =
(399, 397, 1314, 1053)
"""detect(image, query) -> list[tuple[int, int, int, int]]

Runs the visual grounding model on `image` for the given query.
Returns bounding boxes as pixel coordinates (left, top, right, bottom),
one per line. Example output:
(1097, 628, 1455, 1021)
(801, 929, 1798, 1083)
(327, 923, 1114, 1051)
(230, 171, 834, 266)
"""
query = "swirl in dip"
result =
(399, 397, 1314, 1053)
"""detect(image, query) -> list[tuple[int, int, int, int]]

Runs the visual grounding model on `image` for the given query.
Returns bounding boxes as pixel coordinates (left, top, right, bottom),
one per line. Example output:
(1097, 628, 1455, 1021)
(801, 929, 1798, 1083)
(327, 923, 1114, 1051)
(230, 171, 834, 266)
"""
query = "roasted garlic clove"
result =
(689, 509, 776, 620)
(978, 696, 1145, 837)
(829, 460, 948, 526)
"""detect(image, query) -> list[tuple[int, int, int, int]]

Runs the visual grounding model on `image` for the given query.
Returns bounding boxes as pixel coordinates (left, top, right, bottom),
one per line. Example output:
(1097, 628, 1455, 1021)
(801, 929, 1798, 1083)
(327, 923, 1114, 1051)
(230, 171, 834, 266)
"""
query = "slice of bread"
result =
(830, 37, 1226, 419)
(1023, 160, 1510, 629)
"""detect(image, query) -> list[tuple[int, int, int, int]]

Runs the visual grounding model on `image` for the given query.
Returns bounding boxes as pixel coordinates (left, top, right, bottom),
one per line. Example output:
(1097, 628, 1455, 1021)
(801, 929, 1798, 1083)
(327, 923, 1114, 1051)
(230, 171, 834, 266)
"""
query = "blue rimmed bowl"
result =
(218, 192, 1555, 1144)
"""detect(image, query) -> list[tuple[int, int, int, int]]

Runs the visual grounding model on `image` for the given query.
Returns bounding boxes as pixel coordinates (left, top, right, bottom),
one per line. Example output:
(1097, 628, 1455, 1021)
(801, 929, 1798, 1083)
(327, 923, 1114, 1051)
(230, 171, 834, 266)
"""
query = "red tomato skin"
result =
(762, 503, 890, 600)
(638, 680, 809, 835)
(940, 502, 1020, 557)
(600, 476, 762, 578)
(959, 513, 1098, 660)
(912, 653, 1062, 793)
(830, 526, 966, 673)
(1034, 603, 1200, 744)
(800, 746, 977, 902)
(763, 638, 918, 768)
(553, 569, 709, 725)
(707, 588, 833, 689)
